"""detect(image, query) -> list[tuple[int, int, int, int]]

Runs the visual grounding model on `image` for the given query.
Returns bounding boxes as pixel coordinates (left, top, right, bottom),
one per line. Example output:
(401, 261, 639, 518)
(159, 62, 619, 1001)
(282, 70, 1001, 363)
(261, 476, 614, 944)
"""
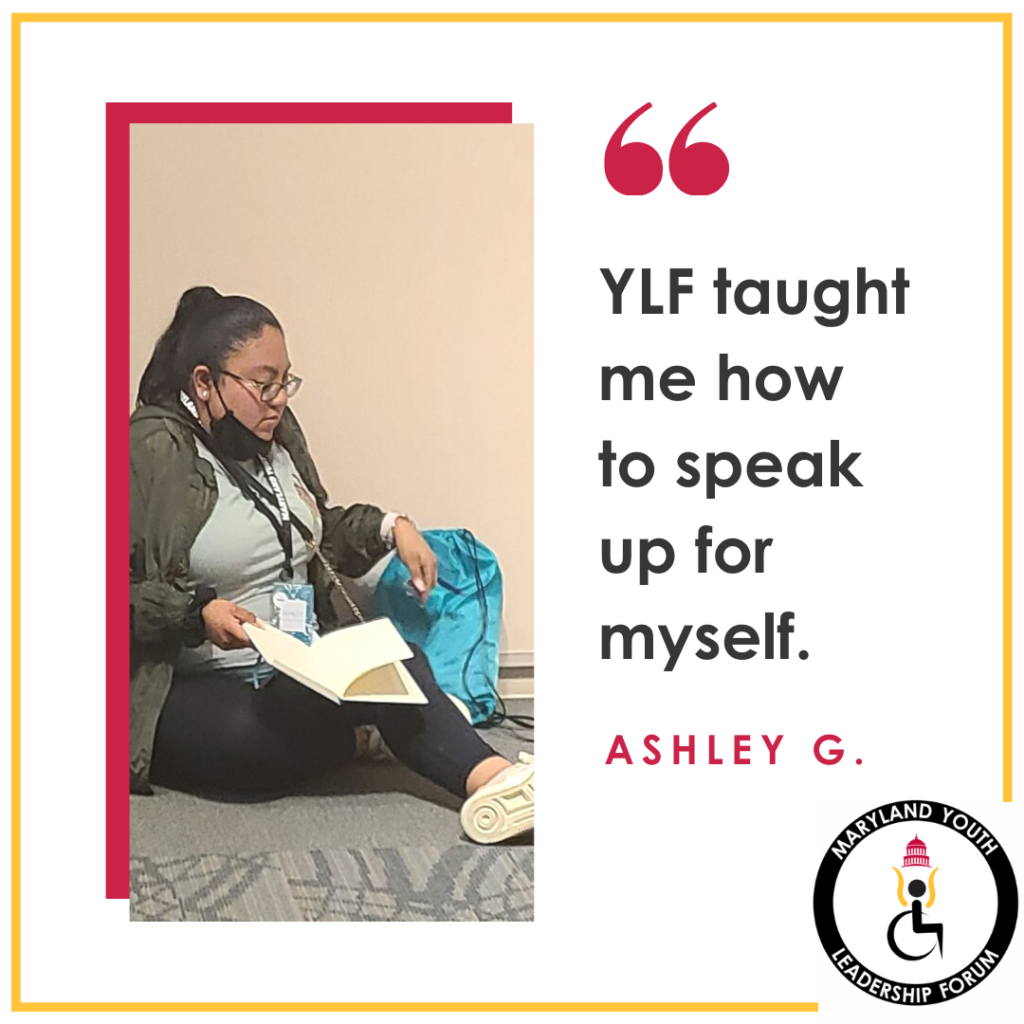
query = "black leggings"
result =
(150, 645, 499, 798)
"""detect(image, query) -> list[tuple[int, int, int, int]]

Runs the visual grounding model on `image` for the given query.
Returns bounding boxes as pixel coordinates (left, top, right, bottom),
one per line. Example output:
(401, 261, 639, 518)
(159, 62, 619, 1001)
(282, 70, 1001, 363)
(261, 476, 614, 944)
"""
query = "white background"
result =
(4, 2, 1022, 1022)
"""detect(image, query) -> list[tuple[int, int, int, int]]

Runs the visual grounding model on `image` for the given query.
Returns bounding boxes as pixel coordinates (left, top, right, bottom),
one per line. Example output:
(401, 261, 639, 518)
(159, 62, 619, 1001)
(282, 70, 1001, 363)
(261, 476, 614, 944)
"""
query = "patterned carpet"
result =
(131, 701, 535, 923)
(130, 844, 534, 922)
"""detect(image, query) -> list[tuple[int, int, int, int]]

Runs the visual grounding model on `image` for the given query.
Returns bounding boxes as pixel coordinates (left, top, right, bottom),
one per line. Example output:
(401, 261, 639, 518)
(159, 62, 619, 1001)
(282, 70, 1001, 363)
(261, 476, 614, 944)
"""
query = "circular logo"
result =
(813, 800, 1017, 1005)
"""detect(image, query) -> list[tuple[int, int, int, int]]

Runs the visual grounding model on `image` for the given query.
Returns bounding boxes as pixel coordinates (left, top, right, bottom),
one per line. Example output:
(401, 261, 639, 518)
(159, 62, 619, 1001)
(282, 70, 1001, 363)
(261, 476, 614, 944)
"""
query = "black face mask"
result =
(208, 379, 273, 461)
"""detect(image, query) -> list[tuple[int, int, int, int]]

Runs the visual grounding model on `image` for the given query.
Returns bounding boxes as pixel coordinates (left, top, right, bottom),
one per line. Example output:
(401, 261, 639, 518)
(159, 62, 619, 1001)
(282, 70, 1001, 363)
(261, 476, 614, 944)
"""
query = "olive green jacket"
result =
(129, 401, 388, 794)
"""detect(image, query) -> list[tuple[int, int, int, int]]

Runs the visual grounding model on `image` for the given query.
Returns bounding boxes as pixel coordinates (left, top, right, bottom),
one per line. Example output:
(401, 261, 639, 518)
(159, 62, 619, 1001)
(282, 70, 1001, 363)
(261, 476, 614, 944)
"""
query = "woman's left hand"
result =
(393, 518, 438, 602)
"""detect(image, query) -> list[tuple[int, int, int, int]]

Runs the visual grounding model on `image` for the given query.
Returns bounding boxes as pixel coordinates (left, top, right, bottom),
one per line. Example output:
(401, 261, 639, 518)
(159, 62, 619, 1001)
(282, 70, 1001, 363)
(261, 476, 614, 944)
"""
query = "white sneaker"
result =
(460, 752, 534, 844)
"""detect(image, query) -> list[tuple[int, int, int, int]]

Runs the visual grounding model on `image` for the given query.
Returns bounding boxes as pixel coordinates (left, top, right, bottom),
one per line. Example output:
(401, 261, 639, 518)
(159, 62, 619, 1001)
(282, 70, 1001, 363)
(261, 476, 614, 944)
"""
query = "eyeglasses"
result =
(217, 369, 303, 402)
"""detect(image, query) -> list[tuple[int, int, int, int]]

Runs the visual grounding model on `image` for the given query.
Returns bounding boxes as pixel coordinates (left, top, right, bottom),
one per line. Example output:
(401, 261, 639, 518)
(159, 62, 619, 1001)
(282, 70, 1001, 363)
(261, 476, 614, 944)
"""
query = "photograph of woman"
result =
(129, 286, 534, 847)
(126, 119, 533, 922)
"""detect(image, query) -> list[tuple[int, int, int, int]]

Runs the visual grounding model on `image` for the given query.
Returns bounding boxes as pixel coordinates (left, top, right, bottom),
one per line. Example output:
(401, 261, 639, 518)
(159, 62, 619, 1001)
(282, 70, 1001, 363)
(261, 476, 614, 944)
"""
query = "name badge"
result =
(272, 583, 315, 644)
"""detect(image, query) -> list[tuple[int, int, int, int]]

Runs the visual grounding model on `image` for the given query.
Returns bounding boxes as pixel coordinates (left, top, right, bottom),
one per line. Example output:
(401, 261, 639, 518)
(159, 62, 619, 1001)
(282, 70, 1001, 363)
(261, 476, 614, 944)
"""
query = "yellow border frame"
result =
(10, 10, 1011, 1014)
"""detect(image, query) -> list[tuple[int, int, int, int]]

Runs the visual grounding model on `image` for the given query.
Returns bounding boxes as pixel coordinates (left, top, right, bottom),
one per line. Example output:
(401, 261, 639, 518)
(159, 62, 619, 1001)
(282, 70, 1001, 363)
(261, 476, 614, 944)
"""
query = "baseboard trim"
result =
(497, 676, 534, 700)
(499, 651, 534, 670)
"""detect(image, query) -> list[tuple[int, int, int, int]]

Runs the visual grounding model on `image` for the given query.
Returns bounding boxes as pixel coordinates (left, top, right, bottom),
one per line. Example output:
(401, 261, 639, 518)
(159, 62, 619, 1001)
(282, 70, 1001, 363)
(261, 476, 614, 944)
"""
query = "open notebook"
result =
(243, 617, 428, 705)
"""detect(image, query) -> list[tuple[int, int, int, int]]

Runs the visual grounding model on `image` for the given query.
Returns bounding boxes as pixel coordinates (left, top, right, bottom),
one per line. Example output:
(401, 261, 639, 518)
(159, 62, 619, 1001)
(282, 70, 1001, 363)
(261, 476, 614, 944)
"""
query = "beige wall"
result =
(130, 123, 534, 657)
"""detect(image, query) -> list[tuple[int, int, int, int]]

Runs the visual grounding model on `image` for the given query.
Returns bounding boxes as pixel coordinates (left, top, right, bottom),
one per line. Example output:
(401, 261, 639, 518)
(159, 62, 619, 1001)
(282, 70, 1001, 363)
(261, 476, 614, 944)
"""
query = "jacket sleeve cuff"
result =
(182, 586, 217, 648)
(130, 580, 194, 647)
(380, 512, 413, 549)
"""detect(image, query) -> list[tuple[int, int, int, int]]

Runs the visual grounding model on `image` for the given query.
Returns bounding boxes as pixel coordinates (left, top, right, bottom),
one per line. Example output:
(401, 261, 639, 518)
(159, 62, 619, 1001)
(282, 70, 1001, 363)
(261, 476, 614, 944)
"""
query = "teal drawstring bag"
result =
(373, 528, 501, 725)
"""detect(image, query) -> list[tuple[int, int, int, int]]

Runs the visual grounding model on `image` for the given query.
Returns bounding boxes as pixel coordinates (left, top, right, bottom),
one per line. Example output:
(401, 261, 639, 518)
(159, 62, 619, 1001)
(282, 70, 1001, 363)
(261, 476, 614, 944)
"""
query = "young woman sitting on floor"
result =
(129, 286, 534, 844)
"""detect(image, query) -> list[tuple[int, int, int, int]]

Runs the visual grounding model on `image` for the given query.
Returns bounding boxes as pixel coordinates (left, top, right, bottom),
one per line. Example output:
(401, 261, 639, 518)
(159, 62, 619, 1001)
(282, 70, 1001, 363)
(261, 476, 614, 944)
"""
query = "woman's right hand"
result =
(201, 599, 258, 649)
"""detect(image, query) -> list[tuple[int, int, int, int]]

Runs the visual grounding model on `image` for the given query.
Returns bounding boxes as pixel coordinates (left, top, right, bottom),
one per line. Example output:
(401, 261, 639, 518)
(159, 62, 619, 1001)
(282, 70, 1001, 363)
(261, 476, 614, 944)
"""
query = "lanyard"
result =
(250, 459, 365, 623)
(185, 417, 364, 612)
(257, 454, 292, 531)
(252, 455, 295, 580)
(182, 415, 298, 580)
(225, 454, 296, 580)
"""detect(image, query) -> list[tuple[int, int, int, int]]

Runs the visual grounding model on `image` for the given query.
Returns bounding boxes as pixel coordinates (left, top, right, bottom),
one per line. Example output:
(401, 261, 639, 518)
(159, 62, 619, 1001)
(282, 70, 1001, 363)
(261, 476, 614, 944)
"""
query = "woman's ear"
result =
(191, 365, 214, 402)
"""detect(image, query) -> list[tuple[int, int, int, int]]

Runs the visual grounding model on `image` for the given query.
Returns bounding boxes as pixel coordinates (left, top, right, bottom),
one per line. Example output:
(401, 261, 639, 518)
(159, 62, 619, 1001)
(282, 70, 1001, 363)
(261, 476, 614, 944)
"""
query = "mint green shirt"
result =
(176, 438, 323, 679)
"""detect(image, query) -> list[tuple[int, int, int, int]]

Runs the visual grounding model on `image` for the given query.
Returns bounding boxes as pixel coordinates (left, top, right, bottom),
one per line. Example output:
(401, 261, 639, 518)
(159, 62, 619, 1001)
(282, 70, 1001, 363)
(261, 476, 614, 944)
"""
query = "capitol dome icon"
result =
(903, 834, 930, 868)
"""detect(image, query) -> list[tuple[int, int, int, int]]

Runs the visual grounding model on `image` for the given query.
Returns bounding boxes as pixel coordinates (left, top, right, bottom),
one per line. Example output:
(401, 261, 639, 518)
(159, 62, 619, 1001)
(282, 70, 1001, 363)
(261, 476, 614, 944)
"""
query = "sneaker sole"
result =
(460, 764, 535, 844)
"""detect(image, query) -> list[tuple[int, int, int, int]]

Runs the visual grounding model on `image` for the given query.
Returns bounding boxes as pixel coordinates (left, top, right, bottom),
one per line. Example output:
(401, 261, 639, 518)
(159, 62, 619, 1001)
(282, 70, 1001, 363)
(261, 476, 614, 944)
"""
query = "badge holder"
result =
(271, 582, 316, 643)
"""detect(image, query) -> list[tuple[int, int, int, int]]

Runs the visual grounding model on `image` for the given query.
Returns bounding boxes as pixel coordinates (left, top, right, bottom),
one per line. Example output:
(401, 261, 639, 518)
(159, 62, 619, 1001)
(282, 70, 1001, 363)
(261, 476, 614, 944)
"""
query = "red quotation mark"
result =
(605, 102, 729, 196)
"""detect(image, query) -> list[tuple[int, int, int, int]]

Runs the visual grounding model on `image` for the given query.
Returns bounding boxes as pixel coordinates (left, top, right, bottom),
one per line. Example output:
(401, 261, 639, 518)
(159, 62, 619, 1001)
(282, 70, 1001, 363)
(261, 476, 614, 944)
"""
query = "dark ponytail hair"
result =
(136, 286, 283, 407)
